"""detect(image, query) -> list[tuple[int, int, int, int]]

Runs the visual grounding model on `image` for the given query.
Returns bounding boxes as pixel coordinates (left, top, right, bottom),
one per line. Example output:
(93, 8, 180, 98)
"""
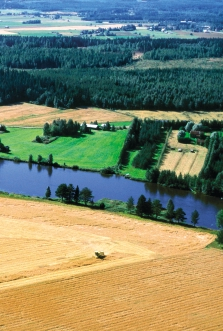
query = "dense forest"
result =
(0, 66, 223, 111)
(0, 35, 223, 111)
(1, 36, 223, 69)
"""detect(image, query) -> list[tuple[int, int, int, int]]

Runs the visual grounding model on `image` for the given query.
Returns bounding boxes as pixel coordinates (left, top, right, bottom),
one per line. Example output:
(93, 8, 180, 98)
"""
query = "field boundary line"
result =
(0, 254, 156, 291)
(157, 127, 172, 169)
(187, 150, 199, 174)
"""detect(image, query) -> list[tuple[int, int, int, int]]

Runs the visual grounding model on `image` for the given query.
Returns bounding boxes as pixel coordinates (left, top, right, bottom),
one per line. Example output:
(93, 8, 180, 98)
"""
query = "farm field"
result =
(0, 127, 127, 168)
(2, 103, 223, 127)
(120, 109, 223, 122)
(0, 103, 132, 127)
(0, 196, 222, 330)
(0, 10, 223, 38)
(159, 130, 207, 176)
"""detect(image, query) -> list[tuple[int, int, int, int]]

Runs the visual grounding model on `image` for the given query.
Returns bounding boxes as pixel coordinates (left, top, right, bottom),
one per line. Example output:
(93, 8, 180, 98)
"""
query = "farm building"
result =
(190, 130, 202, 138)
(81, 123, 99, 130)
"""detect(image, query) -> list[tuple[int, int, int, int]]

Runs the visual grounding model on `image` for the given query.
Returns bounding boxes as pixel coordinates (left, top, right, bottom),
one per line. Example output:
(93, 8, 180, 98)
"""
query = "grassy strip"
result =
(157, 128, 172, 168)
(0, 127, 127, 169)
(206, 239, 223, 250)
(120, 150, 147, 180)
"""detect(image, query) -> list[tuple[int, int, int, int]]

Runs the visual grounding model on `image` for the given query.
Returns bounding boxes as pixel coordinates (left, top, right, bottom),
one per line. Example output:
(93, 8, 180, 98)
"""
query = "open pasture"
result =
(0, 127, 127, 168)
(159, 130, 207, 176)
(0, 196, 221, 330)
(0, 103, 132, 127)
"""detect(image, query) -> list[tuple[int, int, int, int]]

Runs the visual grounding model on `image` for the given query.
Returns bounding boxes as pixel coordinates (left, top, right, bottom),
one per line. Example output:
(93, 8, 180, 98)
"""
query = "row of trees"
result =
(146, 167, 223, 198)
(216, 210, 223, 244)
(127, 195, 199, 227)
(47, 184, 94, 205)
(43, 119, 81, 137)
(118, 117, 163, 168)
(29, 153, 53, 165)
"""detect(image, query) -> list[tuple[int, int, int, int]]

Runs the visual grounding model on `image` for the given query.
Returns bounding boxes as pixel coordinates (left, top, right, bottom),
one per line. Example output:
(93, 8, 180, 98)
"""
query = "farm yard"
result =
(159, 131, 207, 176)
(0, 196, 222, 330)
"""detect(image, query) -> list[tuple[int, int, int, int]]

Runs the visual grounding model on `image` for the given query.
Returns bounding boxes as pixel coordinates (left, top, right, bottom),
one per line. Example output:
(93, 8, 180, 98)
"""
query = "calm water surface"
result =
(0, 159, 222, 229)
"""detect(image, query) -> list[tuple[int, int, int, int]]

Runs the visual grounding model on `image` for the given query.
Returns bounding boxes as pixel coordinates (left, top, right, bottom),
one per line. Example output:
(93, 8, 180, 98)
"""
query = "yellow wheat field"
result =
(160, 130, 207, 176)
(120, 109, 223, 122)
(0, 196, 222, 331)
(0, 103, 132, 127)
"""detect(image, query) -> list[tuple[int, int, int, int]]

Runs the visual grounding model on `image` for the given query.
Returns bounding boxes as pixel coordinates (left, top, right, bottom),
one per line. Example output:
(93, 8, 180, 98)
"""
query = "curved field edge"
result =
(0, 195, 222, 331)
(0, 194, 216, 283)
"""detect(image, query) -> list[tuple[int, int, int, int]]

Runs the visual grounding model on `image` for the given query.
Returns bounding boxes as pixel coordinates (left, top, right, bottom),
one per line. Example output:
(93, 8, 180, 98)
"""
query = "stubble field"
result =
(0, 196, 222, 330)
(120, 109, 223, 122)
(1, 103, 223, 127)
(0, 103, 132, 127)
(159, 130, 207, 176)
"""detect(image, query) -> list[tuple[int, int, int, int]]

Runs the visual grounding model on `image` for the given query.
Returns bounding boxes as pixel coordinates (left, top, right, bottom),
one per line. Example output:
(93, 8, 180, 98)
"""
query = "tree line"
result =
(127, 195, 200, 227)
(47, 183, 95, 206)
(43, 119, 81, 137)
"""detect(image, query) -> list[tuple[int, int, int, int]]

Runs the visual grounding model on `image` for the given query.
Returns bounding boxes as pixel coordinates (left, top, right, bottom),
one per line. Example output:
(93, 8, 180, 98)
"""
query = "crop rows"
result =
(0, 249, 223, 330)
(160, 131, 207, 176)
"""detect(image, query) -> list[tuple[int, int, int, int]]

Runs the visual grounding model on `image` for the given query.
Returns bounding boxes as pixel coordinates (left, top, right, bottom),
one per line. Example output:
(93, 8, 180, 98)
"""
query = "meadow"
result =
(0, 195, 221, 330)
(0, 127, 127, 169)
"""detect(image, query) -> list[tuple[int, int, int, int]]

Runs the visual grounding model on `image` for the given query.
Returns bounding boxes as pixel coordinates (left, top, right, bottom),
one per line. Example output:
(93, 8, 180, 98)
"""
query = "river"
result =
(0, 159, 222, 229)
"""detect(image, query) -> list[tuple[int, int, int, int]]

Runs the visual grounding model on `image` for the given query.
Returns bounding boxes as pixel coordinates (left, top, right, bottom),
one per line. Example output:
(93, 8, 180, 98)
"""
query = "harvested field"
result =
(1, 104, 223, 127)
(0, 196, 221, 331)
(159, 131, 207, 176)
(119, 109, 223, 122)
(0, 103, 132, 127)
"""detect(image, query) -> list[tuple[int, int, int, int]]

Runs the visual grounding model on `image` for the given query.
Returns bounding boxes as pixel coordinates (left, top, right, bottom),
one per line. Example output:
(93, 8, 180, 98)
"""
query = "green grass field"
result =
(0, 127, 127, 169)
(120, 150, 147, 180)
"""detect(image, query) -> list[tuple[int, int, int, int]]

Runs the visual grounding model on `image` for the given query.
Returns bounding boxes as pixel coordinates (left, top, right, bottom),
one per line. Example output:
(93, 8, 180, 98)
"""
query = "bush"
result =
(217, 230, 223, 244)
(99, 202, 105, 209)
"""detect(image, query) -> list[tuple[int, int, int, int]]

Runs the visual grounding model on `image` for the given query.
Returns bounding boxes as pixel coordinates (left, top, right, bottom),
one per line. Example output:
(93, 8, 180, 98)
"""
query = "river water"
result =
(0, 159, 222, 229)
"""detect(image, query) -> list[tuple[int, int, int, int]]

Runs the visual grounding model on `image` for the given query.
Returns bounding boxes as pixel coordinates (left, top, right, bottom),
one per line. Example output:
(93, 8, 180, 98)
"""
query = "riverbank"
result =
(0, 190, 220, 240)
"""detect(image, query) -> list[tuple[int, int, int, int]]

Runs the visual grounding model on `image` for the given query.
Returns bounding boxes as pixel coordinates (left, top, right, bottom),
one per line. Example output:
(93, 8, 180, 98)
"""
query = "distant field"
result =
(0, 10, 223, 38)
(0, 196, 221, 331)
(0, 103, 132, 127)
(0, 127, 127, 169)
(159, 131, 207, 176)
(119, 109, 223, 122)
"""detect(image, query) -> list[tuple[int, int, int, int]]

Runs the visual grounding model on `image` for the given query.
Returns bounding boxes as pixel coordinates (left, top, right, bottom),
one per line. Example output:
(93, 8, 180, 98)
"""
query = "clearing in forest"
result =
(159, 130, 207, 176)
(0, 196, 221, 331)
